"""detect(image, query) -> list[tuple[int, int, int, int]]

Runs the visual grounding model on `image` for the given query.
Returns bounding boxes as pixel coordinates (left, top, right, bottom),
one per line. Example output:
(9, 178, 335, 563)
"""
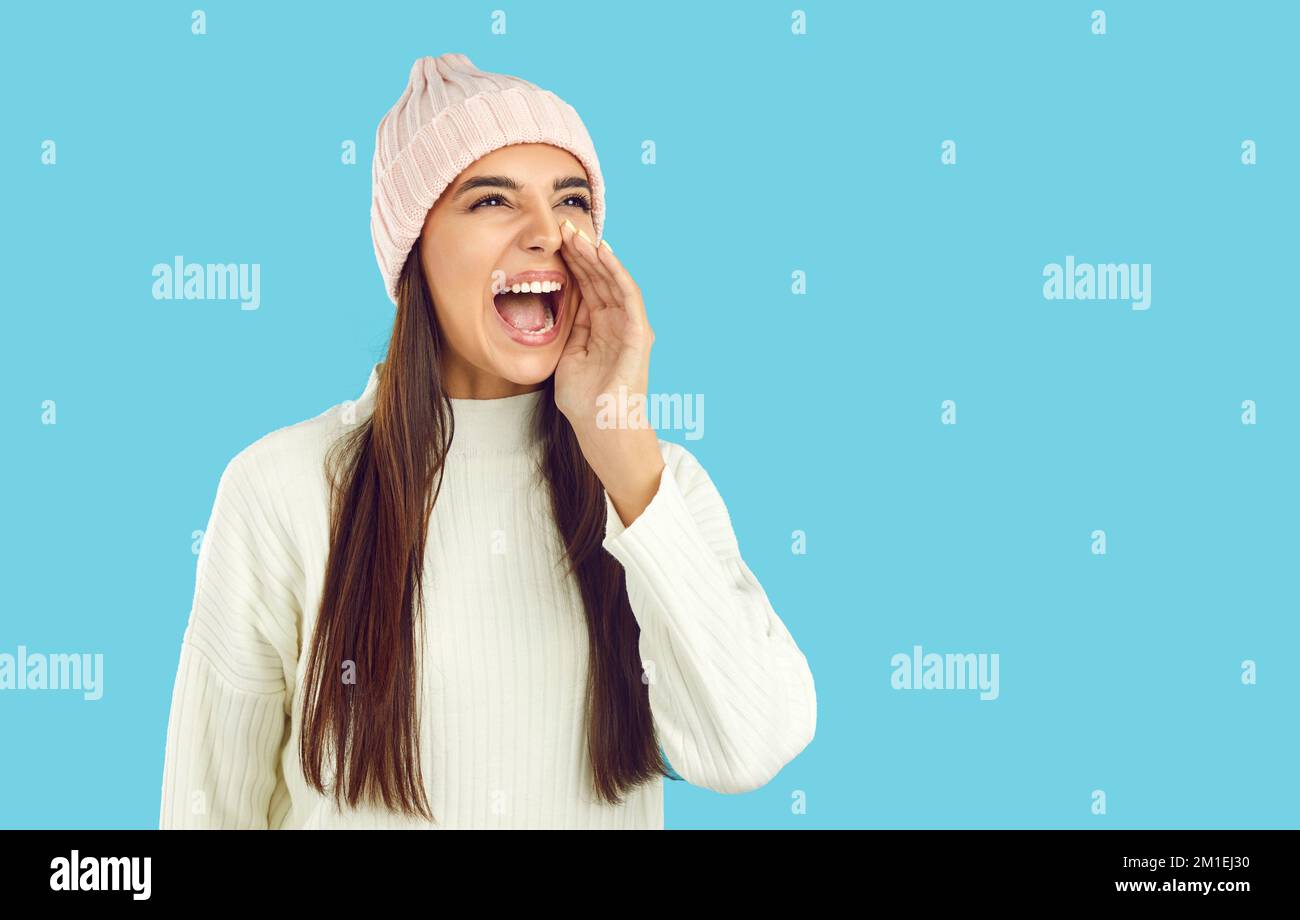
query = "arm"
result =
(601, 440, 817, 794)
(159, 448, 301, 829)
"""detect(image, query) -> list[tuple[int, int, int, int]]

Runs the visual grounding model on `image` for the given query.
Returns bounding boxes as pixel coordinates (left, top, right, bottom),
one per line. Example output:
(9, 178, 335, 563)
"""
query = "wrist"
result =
(583, 430, 663, 527)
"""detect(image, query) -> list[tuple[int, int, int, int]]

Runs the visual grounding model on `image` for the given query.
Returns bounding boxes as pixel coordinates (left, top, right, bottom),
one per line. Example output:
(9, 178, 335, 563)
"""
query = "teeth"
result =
(505, 280, 563, 294)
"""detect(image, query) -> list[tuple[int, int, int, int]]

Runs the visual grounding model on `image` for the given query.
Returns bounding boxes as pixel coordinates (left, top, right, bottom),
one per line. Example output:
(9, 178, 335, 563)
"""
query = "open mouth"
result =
(492, 281, 563, 336)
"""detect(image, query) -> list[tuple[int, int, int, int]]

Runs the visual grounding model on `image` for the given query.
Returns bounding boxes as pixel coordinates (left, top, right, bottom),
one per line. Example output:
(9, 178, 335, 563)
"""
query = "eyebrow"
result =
(452, 174, 591, 200)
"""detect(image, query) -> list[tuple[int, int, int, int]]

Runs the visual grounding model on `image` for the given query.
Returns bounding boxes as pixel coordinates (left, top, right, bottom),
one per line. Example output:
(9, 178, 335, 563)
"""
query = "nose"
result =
(519, 198, 563, 253)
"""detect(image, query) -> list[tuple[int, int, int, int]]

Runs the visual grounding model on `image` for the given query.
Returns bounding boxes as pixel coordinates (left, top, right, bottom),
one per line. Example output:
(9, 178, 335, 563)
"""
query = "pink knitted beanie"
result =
(370, 53, 606, 306)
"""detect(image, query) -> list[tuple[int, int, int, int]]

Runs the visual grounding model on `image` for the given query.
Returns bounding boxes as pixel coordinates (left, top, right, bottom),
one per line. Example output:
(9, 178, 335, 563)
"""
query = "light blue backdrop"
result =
(2, 1, 1296, 829)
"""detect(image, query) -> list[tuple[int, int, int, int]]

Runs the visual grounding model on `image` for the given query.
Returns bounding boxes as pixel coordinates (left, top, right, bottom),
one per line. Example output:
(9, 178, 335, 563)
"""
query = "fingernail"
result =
(562, 218, 576, 232)
(577, 228, 593, 244)
(599, 238, 614, 253)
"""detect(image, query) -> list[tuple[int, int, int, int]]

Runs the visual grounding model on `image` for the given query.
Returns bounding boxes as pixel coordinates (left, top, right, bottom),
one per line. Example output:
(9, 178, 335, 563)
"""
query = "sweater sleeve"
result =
(601, 440, 817, 794)
(159, 447, 302, 829)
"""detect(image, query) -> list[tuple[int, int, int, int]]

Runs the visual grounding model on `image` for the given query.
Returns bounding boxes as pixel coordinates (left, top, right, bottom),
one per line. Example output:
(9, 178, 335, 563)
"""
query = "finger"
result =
(562, 221, 620, 310)
(591, 237, 650, 333)
(559, 222, 605, 310)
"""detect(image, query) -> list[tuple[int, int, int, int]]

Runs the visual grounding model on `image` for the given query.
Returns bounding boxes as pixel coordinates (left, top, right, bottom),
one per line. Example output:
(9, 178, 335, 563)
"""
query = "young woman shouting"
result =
(159, 53, 816, 830)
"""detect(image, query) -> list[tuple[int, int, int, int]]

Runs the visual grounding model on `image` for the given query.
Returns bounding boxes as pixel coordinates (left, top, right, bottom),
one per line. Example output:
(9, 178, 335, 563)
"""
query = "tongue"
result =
(495, 292, 548, 331)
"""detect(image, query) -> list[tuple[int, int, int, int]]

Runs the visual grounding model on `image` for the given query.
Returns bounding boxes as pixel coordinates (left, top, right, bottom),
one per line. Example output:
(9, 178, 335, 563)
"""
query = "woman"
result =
(159, 53, 816, 829)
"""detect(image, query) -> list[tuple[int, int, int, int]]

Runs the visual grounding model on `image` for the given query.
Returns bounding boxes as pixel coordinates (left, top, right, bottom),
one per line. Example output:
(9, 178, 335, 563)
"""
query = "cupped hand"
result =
(553, 219, 654, 430)
(553, 219, 664, 523)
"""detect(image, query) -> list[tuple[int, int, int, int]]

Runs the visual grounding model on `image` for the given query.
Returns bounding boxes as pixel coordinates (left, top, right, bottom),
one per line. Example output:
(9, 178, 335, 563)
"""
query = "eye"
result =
(561, 193, 593, 212)
(468, 193, 509, 210)
(467, 192, 593, 212)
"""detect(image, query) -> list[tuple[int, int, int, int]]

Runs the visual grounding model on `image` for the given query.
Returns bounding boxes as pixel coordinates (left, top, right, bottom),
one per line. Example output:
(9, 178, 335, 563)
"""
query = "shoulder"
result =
(212, 393, 362, 540)
(223, 406, 339, 495)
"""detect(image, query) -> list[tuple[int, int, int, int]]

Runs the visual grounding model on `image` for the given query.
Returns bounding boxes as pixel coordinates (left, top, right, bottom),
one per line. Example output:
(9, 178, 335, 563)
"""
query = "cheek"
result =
(433, 291, 490, 354)
(570, 211, 597, 233)
(424, 246, 491, 318)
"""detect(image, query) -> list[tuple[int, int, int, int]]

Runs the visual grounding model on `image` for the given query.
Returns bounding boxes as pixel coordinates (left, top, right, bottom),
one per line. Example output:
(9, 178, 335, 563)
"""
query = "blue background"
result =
(1, 0, 1296, 829)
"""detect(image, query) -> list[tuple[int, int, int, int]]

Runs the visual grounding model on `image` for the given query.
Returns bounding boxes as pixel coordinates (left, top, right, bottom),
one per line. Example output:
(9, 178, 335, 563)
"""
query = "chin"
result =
(497, 354, 560, 387)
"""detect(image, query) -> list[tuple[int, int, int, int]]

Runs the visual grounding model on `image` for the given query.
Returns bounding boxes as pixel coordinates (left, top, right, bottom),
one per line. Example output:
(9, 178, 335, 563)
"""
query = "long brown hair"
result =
(296, 239, 672, 822)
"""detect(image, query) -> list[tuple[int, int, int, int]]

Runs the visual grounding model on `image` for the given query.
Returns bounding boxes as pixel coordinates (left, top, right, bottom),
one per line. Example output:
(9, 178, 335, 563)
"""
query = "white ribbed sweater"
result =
(159, 361, 816, 829)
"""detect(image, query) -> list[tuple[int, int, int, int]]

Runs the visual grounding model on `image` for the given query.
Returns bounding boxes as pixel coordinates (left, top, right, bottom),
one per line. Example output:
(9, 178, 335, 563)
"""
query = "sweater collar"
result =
(357, 361, 545, 454)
